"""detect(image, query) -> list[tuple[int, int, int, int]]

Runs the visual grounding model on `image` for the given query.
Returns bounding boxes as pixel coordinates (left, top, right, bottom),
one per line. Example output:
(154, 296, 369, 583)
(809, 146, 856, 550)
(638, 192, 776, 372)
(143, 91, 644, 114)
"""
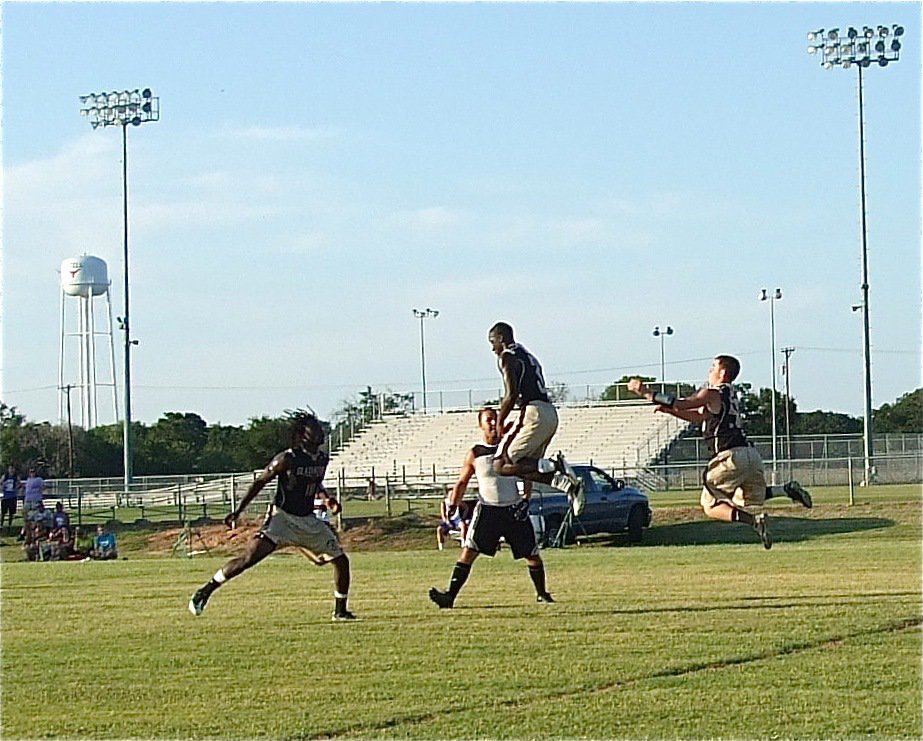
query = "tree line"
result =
(1, 385, 919, 479)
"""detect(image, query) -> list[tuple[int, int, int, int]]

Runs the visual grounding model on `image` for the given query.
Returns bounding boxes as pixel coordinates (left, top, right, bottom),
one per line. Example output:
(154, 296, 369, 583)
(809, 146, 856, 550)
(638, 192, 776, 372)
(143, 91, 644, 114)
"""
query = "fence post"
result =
(77, 489, 82, 528)
(848, 457, 855, 506)
(385, 474, 392, 517)
(230, 476, 237, 518)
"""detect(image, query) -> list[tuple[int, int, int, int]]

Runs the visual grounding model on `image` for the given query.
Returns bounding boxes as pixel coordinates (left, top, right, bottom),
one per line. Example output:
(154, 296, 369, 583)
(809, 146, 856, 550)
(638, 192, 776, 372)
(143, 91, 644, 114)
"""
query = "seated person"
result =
(21, 520, 45, 561)
(72, 527, 95, 559)
(436, 499, 472, 551)
(20, 500, 53, 542)
(92, 525, 118, 560)
(47, 502, 73, 559)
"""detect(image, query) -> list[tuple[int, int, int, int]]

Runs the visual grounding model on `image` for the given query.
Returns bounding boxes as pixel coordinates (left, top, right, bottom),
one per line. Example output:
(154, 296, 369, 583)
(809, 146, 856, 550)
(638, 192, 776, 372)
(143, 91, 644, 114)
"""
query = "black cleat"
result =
(536, 592, 555, 603)
(332, 610, 359, 622)
(428, 587, 454, 609)
(784, 481, 813, 509)
(753, 513, 773, 550)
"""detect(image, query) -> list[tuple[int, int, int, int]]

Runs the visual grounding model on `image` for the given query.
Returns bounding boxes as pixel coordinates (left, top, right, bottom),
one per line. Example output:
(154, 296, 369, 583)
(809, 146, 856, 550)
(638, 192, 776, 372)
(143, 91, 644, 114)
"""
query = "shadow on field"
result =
(601, 515, 895, 548)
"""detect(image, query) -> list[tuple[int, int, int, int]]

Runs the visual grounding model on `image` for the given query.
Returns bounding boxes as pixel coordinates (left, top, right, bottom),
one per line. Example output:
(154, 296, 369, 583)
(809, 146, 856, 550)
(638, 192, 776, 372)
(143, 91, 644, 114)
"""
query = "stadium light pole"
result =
(79, 88, 160, 492)
(652, 326, 673, 384)
(759, 288, 782, 484)
(412, 308, 438, 413)
(807, 24, 903, 486)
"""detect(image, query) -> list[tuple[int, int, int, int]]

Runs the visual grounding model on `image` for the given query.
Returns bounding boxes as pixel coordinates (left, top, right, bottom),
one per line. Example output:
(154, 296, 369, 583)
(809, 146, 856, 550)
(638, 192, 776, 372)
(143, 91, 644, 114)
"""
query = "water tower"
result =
(58, 256, 119, 428)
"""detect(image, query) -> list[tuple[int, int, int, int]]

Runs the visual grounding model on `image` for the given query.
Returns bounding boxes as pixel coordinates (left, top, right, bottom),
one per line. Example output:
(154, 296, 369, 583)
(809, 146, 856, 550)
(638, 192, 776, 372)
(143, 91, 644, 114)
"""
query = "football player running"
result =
(628, 355, 812, 550)
(188, 410, 357, 621)
(429, 407, 554, 608)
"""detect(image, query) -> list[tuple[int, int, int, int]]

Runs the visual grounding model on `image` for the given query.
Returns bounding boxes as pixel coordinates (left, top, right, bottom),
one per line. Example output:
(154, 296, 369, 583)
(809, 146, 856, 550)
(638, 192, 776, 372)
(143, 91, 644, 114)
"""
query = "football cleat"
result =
(536, 592, 555, 603)
(784, 481, 813, 509)
(753, 513, 773, 550)
(552, 452, 584, 515)
(428, 587, 455, 609)
(188, 586, 211, 616)
(332, 610, 359, 622)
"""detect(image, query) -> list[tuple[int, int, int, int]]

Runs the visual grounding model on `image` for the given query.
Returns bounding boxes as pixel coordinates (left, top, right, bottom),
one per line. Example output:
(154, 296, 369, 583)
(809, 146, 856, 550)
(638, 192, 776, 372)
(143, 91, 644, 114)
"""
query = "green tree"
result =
(874, 388, 922, 433)
(138, 413, 208, 474)
(737, 385, 797, 436)
(794, 410, 862, 435)
(242, 416, 293, 470)
(199, 423, 249, 472)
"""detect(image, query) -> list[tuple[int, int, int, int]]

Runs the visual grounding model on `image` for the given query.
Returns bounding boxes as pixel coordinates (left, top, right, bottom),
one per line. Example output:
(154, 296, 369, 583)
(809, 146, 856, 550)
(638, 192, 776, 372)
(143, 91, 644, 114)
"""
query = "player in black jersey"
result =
(488, 322, 585, 513)
(629, 356, 812, 550)
(188, 411, 357, 621)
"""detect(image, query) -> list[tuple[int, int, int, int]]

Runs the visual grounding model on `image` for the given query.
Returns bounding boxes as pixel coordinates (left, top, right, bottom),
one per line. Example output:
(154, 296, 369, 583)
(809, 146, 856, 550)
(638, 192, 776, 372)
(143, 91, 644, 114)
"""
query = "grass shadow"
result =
(596, 515, 895, 548)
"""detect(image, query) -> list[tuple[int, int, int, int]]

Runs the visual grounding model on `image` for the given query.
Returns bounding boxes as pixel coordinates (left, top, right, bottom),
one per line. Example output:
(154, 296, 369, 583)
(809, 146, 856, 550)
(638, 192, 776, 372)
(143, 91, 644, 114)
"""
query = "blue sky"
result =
(1, 1, 920, 427)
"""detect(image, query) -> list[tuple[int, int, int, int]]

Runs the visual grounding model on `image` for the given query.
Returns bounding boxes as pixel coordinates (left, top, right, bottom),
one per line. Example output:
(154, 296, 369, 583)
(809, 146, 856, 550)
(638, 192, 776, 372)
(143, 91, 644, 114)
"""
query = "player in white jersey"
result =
(428, 407, 554, 608)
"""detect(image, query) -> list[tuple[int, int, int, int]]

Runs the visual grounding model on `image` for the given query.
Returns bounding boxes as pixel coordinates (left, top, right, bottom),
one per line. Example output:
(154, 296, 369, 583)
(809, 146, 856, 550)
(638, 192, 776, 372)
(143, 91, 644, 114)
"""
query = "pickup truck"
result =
(527, 464, 652, 547)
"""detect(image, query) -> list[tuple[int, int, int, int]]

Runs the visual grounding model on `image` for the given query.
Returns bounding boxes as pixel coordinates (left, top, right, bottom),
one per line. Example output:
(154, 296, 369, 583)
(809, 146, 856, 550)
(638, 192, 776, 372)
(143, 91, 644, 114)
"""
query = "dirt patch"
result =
(143, 512, 437, 557)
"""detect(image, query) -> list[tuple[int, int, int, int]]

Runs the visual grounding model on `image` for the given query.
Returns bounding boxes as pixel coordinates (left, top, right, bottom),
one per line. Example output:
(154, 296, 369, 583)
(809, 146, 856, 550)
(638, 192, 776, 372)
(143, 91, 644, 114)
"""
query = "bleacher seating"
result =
(329, 402, 690, 479)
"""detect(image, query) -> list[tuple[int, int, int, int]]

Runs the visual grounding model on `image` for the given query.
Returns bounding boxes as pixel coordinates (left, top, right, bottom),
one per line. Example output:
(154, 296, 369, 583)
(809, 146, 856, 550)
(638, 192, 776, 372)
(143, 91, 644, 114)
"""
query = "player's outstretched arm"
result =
(225, 453, 287, 528)
(627, 378, 714, 423)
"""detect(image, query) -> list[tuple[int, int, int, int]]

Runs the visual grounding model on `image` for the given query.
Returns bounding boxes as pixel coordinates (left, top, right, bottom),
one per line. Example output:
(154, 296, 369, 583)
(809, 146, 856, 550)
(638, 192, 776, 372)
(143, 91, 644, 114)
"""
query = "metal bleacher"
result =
(329, 401, 690, 481)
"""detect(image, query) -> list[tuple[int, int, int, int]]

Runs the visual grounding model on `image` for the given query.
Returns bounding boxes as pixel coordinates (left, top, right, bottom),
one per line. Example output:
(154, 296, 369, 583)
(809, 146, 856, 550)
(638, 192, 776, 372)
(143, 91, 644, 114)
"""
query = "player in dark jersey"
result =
(188, 411, 357, 621)
(629, 355, 812, 549)
(488, 322, 584, 513)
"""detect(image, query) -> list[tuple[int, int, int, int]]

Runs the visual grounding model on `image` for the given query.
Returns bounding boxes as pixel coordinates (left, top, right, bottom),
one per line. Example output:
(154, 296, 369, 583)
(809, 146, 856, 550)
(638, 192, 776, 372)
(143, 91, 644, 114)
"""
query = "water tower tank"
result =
(61, 256, 109, 297)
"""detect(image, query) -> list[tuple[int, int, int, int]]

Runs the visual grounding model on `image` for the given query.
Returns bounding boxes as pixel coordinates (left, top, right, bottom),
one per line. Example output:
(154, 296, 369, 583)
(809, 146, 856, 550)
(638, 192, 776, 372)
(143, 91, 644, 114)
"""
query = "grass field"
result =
(1, 488, 920, 739)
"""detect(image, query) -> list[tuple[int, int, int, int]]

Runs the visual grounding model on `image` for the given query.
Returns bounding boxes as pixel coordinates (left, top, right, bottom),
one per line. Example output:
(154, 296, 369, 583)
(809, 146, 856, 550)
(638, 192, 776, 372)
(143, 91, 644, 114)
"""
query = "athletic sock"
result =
(731, 508, 754, 526)
(528, 564, 547, 595)
(334, 593, 349, 614)
(447, 562, 471, 598)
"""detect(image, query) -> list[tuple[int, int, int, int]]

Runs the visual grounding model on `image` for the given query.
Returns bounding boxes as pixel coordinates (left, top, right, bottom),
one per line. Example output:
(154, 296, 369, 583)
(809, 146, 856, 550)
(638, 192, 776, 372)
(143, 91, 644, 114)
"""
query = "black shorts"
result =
(465, 502, 537, 559)
(1, 498, 16, 517)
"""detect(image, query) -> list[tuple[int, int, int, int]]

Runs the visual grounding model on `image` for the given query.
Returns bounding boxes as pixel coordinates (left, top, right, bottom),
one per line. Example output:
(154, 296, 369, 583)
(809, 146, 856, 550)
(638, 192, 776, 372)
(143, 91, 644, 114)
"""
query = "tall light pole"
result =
(807, 24, 902, 486)
(652, 326, 673, 384)
(80, 88, 160, 492)
(759, 288, 782, 484)
(412, 308, 438, 412)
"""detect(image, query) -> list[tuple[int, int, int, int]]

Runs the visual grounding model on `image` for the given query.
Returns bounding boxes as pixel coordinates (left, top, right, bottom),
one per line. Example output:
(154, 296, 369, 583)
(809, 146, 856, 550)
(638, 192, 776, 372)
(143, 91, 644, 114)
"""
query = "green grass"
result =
(1, 496, 920, 739)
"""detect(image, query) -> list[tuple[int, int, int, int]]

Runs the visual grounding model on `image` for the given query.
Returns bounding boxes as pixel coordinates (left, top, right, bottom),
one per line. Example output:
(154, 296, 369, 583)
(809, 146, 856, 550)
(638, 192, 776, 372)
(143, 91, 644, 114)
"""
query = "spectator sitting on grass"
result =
(21, 520, 45, 561)
(92, 525, 118, 560)
(72, 527, 94, 559)
(48, 502, 73, 559)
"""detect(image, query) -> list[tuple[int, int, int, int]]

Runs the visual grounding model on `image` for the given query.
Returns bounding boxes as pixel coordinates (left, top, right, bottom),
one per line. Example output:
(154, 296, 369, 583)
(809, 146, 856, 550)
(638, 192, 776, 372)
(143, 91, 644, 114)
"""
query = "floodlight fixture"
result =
(652, 326, 675, 383)
(79, 87, 159, 130)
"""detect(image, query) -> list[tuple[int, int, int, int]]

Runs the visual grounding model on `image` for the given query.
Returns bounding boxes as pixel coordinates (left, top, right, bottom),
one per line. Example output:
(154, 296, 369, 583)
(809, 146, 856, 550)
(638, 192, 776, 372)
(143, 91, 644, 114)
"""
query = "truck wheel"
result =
(627, 506, 646, 544)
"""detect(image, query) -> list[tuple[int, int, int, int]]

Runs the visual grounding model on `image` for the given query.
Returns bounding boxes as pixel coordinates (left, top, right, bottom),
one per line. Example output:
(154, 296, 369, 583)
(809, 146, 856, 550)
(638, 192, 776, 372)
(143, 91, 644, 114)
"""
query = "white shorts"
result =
(260, 505, 344, 559)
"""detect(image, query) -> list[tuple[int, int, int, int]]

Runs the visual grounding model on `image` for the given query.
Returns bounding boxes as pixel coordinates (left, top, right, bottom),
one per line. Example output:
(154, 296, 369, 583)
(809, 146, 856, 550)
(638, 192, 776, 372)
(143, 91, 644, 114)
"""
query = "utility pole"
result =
(781, 347, 796, 469)
(61, 384, 76, 477)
